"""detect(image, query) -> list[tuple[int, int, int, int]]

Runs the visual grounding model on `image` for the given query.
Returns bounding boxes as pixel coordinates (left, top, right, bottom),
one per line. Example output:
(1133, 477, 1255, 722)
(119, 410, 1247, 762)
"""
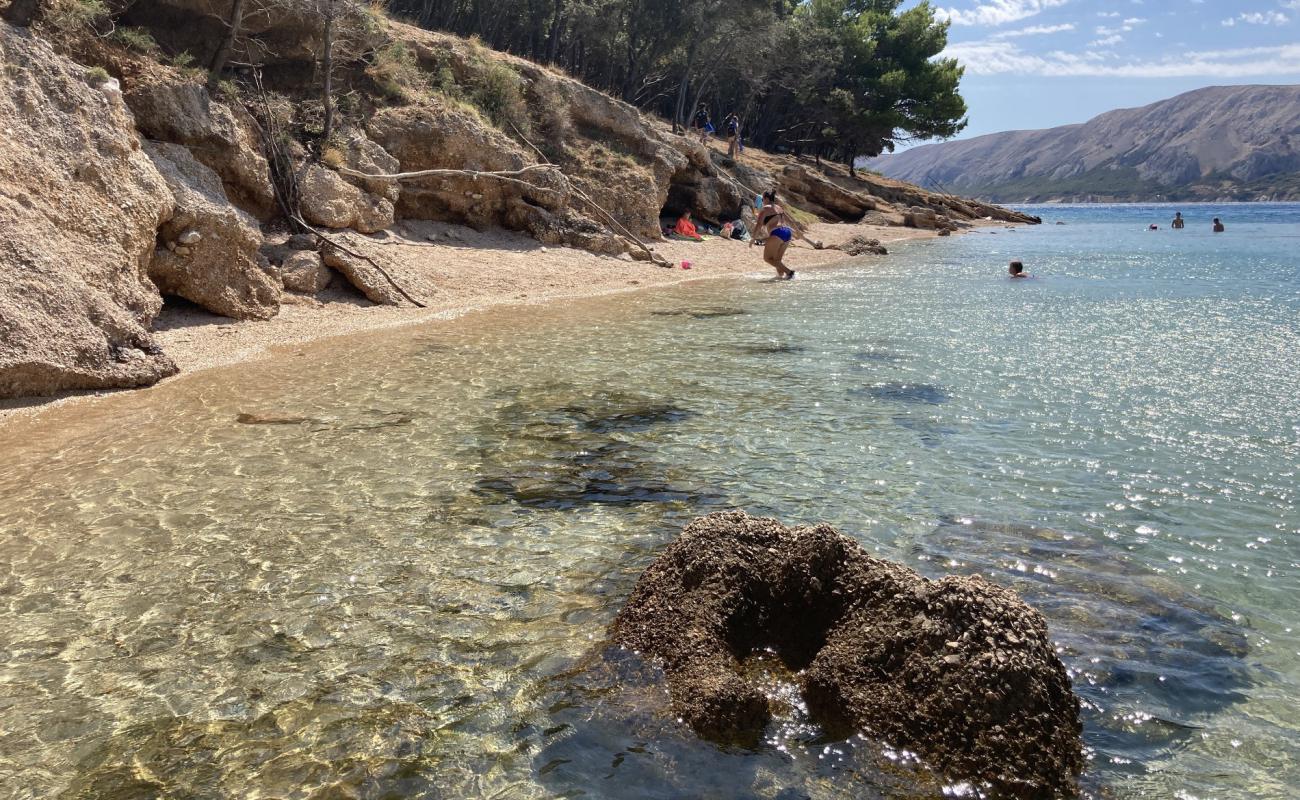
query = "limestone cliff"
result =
(0, 24, 176, 397)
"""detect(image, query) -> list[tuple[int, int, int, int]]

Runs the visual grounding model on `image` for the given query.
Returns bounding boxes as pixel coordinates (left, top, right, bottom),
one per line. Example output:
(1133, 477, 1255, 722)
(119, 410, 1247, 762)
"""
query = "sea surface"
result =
(0, 202, 1297, 799)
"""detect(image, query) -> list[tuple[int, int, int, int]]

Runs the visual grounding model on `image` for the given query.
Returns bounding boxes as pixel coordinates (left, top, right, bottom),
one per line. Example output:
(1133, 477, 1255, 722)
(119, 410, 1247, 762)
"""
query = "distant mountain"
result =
(865, 85, 1300, 203)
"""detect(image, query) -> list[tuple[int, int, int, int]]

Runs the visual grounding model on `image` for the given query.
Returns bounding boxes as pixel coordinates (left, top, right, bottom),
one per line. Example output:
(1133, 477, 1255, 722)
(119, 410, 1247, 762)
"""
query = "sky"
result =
(903, 0, 1300, 143)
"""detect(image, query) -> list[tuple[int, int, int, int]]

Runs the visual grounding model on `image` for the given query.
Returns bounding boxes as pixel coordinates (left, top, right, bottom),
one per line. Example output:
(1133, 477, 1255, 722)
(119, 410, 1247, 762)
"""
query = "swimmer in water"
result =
(1213, 217, 1225, 233)
(752, 190, 822, 280)
(1009, 260, 1030, 278)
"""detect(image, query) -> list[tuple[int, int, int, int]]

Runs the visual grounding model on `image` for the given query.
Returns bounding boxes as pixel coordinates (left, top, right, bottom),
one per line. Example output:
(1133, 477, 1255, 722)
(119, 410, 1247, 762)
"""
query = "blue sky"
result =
(906, 0, 1300, 142)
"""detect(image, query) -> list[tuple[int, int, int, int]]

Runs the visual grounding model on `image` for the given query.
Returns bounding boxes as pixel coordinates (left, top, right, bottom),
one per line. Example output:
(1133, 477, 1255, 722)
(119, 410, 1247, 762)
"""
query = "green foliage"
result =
(43, 0, 106, 33)
(471, 62, 529, 133)
(111, 26, 159, 54)
(83, 65, 111, 84)
(213, 79, 241, 101)
(168, 50, 196, 69)
(381, 0, 967, 162)
(367, 41, 427, 102)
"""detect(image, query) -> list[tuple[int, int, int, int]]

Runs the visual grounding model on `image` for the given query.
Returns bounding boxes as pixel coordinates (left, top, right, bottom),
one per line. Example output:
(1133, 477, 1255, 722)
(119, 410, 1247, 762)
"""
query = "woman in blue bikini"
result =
(752, 190, 821, 280)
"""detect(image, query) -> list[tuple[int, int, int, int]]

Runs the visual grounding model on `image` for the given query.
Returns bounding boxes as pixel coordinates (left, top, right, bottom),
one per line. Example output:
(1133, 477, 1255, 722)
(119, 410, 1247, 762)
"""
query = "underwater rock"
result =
(920, 517, 1251, 752)
(853, 382, 948, 405)
(650, 307, 749, 319)
(731, 343, 807, 356)
(471, 386, 713, 511)
(610, 511, 1083, 797)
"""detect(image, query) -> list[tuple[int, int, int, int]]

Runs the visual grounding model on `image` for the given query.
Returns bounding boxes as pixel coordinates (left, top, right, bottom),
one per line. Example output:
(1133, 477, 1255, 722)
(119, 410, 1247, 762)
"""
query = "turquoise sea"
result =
(0, 202, 1297, 798)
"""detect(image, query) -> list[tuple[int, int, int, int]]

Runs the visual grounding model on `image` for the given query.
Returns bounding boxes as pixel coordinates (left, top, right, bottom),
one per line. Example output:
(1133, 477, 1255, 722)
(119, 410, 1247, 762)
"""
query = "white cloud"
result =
(991, 22, 1076, 37)
(942, 40, 1300, 76)
(934, 0, 1069, 26)
(1096, 17, 1144, 34)
(1090, 34, 1124, 46)
(1281, 0, 1300, 8)
(1097, 10, 1120, 16)
(1222, 10, 1290, 25)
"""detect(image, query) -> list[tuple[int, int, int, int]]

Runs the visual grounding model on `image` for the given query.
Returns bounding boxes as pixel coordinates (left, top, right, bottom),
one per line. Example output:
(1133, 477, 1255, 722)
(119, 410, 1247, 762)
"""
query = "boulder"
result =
(145, 141, 280, 320)
(280, 250, 332, 294)
(124, 80, 277, 220)
(903, 205, 938, 229)
(299, 163, 395, 234)
(833, 235, 888, 256)
(0, 23, 176, 399)
(321, 246, 402, 305)
(611, 511, 1083, 797)
(335, 128, 401, 203)
(779, 165, 876, 222)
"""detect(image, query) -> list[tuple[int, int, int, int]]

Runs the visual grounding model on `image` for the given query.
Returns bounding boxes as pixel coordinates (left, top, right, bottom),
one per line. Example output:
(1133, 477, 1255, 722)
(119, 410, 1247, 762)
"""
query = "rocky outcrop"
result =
(145, 141, 280, 320)
(611, 511, 1083, 797)
(321, 246, 402, 305)
(779, 165, 875, 222)
(280, 250, 332, 294)
(298, 163, 394, 233)
(0, 23, 176, 398)
(833, 235, 888, 256)
(125, 80, 277, 220)
(336, 128, 401, 204)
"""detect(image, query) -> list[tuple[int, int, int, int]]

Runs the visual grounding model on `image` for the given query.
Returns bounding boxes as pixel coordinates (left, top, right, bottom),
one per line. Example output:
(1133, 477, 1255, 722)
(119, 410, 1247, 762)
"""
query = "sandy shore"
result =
(0, 219, 949, 428)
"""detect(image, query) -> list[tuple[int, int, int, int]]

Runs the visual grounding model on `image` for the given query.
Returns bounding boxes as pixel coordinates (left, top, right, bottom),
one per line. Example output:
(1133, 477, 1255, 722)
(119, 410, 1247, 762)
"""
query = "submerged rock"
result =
(610, 511, 1084, 797)
(649, 307, 749, 319)
(471, 385, 712, 511)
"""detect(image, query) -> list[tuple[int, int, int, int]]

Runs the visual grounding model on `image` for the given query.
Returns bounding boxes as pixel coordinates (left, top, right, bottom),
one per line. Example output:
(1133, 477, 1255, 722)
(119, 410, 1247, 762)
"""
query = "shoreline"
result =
(0, 219, 968, 431)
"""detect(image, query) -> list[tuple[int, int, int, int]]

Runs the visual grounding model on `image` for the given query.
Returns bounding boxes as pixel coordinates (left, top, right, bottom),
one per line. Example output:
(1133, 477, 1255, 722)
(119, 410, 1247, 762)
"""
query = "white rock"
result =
(177, 229, 202, 245)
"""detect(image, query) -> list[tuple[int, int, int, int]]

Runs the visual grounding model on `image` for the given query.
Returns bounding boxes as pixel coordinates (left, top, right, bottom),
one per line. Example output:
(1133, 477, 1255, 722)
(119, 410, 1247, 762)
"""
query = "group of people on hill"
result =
(691, 103, 743, 159)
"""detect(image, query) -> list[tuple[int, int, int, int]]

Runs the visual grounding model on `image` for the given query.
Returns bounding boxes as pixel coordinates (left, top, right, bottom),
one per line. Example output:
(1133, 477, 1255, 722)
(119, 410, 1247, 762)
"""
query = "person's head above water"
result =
(1175, 212, 1183, 218)
(1009, 260, 1026, 277)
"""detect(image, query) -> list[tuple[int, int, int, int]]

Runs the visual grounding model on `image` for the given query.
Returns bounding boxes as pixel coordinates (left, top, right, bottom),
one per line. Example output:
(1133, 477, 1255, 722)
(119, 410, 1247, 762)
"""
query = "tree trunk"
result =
(2, 0, 44, 27)
(672, 42, 698, 133)
(208, 0, 246, 81)
(321, 0, 335, 145)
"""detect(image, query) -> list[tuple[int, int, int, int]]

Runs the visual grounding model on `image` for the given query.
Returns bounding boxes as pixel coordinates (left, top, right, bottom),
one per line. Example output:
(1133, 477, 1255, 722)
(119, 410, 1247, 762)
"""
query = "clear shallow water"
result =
(1, 203, 1297, 799)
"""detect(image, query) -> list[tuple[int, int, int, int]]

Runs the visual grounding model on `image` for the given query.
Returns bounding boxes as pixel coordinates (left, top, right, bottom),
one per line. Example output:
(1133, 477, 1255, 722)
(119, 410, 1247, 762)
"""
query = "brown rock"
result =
(833, 235, 888, 256)
(610, 511, 1084, 797)
(298, 163, 395, 234)
(336, 128, 401, 203)
(280, 250, 332, 294)
(903, 205, 939, 229)
(321, 246, 402, 305)
(0, 25, 176, 399)
(125, 81, 277, 220)
(144, 141, 280, 320)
